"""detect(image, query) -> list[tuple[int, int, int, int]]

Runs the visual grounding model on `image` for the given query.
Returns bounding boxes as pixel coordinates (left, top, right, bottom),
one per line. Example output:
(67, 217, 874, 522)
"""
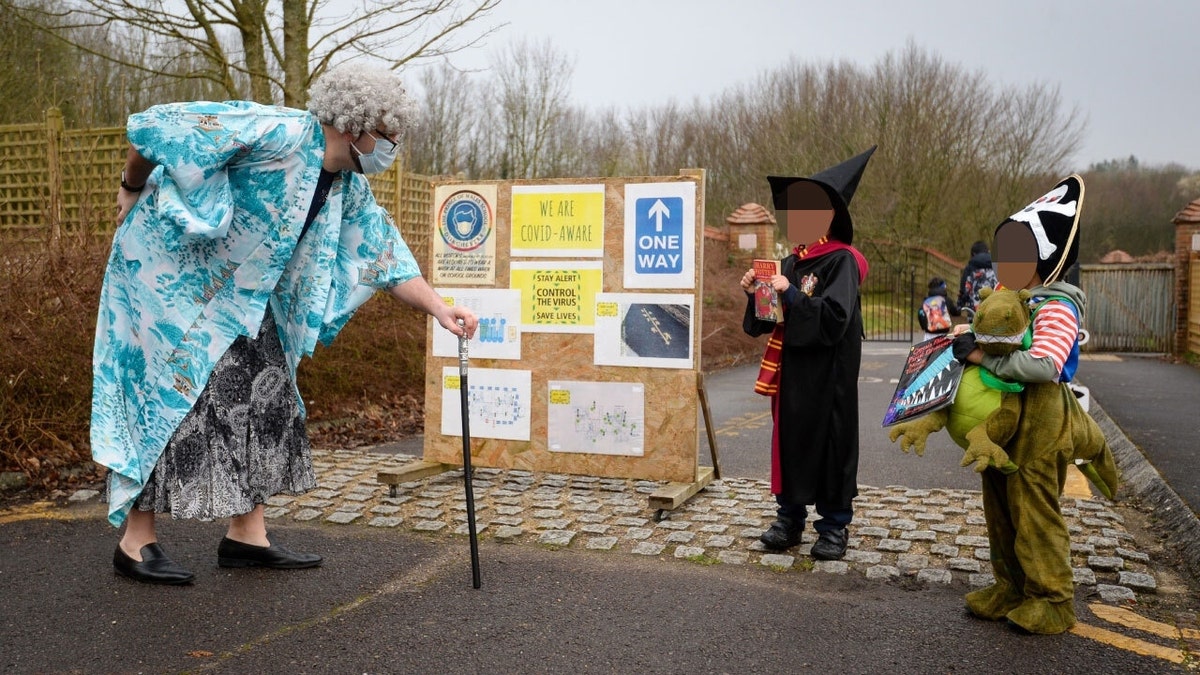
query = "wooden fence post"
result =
(45, 107, 64, 253)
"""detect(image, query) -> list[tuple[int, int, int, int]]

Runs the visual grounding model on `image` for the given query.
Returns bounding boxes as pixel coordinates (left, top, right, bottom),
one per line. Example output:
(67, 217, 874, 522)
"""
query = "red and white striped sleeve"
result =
(1028, 300, 1079, 377)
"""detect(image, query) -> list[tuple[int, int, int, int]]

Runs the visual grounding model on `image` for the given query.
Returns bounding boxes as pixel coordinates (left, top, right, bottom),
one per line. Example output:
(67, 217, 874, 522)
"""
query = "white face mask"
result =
(351, 131, 399, 174)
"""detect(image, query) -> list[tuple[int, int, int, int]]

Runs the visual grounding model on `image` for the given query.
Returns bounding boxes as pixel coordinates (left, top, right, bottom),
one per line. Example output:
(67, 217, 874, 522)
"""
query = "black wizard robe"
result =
(743, 246, 865, 507)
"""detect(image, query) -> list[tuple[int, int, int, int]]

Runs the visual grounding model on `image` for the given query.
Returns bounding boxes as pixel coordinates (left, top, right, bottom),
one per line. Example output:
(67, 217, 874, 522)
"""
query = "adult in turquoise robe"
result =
(92, 101, 422, 527)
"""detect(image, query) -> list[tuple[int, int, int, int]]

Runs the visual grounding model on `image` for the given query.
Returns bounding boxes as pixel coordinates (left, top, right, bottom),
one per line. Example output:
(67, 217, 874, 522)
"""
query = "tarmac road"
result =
(4, 344, 1199, 673)
(1072, 353, 1200, 517)
(699, 343, 975, 491)
(1, 513, 1176, 674)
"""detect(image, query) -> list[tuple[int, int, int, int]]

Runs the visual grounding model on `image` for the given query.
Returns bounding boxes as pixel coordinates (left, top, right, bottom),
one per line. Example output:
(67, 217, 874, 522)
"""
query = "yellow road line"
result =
(1070, 622, 1187, 664)
(714, 411, 771, 437)
(1090, 603, 1200, 641)
(0, 501, 101, 525)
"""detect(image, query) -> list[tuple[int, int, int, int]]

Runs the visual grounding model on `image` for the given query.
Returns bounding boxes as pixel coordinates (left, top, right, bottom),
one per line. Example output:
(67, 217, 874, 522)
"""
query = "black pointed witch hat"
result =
(768, 145, 877, 244)
(995, 174, 1085, 285)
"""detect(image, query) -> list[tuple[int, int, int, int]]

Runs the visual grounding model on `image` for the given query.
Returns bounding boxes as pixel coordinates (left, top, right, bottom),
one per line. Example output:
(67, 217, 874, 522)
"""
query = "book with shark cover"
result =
(882, 334, 963, 427)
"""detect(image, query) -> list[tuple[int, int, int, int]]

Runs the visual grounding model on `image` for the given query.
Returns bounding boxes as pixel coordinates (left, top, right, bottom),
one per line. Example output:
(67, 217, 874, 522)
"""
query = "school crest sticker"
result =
(432, 184, 498, 285)
(438, 190, 492, 252)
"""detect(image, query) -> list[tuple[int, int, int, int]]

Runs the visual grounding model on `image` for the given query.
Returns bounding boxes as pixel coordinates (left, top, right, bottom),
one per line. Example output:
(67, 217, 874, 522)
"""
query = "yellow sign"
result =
(549, 389, 571, 405)
(510, 185, 605, 256)
(510, 261, 603, 334)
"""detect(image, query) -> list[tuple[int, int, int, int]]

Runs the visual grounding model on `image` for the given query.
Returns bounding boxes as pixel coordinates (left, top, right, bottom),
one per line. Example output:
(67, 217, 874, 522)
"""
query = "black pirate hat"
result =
(768, 145, 876, 245)
(995, 174, 1085, 285)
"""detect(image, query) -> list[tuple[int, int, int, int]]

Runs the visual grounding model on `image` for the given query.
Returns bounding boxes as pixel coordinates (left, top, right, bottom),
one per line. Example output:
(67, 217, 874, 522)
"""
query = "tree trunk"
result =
(281, 0, 311, 108)
(233, 0, 272, 103)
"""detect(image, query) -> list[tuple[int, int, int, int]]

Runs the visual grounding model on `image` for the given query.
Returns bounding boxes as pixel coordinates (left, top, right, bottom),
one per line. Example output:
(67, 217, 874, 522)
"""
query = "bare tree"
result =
(1080, 159, 1192, 261)
(408, 62, 481, 176)
(682, 44, 1084, 260)
(2, 0, 502, 106)
(576, 107, 626, 177)
(492, 38, 575, 179)
(0, 1, 225, 126)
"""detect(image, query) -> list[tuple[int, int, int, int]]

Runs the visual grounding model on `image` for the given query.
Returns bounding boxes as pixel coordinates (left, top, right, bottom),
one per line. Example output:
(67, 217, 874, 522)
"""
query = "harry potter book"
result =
(752, 259, 785, 323)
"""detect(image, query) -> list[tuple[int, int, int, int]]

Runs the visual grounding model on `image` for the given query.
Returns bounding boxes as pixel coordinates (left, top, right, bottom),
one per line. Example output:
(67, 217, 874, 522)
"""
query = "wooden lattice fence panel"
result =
(368, 163, 432, 266)
(0, 119, 52, 240)
(60, 126, 128, 234)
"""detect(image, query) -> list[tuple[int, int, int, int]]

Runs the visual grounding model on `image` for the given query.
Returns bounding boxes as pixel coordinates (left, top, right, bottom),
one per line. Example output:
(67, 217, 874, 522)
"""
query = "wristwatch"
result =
(120, 170, 145, 193)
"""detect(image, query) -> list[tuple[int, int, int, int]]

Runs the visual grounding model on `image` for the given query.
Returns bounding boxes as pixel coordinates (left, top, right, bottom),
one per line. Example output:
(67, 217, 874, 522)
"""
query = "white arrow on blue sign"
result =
(634, 196, 684, 274)
(623, 181, 696, 289)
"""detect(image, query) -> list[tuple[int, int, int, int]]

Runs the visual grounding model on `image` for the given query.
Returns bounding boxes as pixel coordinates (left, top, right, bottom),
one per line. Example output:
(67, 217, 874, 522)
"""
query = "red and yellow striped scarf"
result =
(753, 238, 868, 396)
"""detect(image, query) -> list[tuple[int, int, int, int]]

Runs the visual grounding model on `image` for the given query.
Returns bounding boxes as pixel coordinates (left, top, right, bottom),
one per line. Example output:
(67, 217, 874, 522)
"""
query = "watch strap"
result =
(120, 170, 145, 193)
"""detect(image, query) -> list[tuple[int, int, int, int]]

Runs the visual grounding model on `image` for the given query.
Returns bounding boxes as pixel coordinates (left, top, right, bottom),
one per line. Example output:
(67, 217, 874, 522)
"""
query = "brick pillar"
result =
(725, 203, 777, 267)
(1172, 198, 1200, 356)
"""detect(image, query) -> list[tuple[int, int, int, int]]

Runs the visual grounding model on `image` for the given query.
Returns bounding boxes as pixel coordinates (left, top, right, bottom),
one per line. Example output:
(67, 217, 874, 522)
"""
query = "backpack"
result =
(962, 266, 998, 312)
(1028, 295, 1081, 382)
(919, 295, 953, 333)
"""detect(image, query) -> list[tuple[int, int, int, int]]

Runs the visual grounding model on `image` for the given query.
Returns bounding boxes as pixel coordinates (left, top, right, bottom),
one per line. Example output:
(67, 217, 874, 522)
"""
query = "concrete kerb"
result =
(1090, 399, 1200, 585)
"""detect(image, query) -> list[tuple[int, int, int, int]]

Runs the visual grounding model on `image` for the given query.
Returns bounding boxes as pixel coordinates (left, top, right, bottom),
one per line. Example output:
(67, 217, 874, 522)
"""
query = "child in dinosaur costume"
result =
(904, 175, 1117, 635)
(889, 286, 1117, 500)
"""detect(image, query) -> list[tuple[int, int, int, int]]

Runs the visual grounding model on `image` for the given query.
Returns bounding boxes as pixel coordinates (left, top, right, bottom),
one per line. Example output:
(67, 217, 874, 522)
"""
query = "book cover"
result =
(752, 259, 784, 323)
(881, 334, 963, 427)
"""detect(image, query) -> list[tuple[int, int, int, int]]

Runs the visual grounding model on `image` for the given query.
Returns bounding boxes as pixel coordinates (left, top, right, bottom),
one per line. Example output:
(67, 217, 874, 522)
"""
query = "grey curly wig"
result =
(307, 64, 418, 139)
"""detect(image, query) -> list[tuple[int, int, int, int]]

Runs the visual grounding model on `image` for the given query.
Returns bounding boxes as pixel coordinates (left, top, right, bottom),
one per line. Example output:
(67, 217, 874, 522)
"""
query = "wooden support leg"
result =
(377, 460, 453, 497)
(648, 465, 715, 521)
(697, 372, 722, 480)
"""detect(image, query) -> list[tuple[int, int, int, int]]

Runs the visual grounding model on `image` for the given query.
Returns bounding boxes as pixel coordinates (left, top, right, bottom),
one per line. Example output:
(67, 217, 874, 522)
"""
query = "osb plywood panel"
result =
(423, 174, 705, 483)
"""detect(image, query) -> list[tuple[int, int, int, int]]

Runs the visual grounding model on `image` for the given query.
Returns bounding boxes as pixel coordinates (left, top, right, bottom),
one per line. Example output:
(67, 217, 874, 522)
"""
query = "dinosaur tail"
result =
(1076, 443, 1119, 501)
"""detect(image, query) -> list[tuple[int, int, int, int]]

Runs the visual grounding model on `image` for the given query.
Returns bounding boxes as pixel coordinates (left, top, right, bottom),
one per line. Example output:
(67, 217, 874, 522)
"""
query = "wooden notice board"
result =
(421, 172, 706, 483)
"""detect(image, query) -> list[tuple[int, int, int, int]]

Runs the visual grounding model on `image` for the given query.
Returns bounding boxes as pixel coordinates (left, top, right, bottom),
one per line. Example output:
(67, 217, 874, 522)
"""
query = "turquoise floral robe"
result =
(92, 101, 421, 526)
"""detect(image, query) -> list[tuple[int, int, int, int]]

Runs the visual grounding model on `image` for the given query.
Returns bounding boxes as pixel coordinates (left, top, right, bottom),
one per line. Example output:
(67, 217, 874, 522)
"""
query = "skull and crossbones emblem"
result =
(1008, 183, 1077, 261)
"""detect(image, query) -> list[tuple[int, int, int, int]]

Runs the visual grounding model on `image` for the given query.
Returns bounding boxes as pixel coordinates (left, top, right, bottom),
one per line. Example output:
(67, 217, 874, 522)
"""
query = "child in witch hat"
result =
(952, 174, 1118, 634)
(740, 146, 874, 560)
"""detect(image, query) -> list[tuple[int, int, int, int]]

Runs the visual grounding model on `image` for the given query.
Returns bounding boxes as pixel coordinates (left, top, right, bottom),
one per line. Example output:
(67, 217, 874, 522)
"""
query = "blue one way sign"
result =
(633, 196, 684, 274)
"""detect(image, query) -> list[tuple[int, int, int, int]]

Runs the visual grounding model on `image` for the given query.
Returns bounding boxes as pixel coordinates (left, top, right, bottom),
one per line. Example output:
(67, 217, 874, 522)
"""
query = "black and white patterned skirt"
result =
(134, 309, 317, 520)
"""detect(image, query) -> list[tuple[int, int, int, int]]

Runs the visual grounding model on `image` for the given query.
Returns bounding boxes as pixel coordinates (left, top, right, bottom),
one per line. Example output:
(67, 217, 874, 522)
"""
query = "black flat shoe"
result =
(113, 543, 195, 585)
(218, 535, 322, 569)
(811, 527, 849, 561)
(759, 516, 803, 551)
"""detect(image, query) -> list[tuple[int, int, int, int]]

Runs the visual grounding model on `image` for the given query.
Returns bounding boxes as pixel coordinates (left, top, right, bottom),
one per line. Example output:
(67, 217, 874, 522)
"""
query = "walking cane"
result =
(457, 319, 482, 589)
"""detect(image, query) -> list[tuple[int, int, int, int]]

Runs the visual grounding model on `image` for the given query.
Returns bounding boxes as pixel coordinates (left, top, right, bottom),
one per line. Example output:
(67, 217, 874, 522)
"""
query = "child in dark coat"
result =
(918, 277, 957, 341)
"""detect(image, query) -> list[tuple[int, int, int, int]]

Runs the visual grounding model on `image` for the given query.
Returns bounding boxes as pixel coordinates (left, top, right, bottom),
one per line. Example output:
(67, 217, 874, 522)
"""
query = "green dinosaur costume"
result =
(889, 173, 1120, 636)
(889, 287, 1031, 475)
(890, 287, 1116, 496)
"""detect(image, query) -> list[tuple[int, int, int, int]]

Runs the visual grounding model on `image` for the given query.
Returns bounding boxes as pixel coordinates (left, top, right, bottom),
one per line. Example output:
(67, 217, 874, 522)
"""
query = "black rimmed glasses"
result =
(371, 130, 399, 152)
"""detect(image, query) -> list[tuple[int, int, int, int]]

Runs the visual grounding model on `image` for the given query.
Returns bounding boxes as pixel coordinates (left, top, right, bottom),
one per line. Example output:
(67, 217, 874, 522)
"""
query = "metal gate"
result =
(857, 240, 962, 342)
(861, 262, 916, 342)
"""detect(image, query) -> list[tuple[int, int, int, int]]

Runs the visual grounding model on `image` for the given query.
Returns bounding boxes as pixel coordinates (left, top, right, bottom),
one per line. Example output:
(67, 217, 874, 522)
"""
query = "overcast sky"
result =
(414, 0, 1199, 171)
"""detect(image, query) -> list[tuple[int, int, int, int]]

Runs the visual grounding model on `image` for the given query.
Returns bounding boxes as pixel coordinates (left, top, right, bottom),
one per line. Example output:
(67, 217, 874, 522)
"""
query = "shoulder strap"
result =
(1026, 295, 1077, 337)
(1027, 294, 1082, 382)
(1031, 294, 1078, 317)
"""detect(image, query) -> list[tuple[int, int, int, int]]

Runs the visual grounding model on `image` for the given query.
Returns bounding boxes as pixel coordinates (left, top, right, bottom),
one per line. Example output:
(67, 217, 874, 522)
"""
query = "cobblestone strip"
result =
(69, 448, 1157, 602)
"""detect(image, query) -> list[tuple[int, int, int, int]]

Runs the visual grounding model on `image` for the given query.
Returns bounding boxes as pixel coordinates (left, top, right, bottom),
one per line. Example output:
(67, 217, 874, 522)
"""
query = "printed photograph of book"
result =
(752, 259, 784, 323)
